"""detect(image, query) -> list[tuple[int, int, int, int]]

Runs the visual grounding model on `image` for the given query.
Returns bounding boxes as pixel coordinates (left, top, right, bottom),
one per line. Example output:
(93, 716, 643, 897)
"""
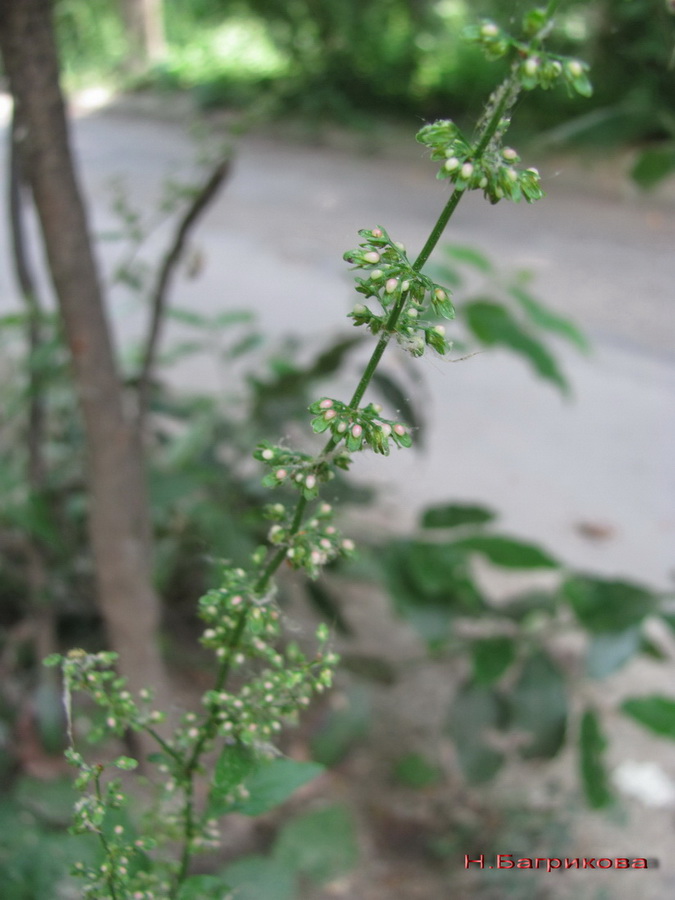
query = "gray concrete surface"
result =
(2, 95, 671, 590)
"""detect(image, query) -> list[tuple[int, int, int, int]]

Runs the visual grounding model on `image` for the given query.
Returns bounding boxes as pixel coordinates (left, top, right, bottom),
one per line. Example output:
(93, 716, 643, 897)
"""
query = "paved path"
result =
(1, 97, 673, 589)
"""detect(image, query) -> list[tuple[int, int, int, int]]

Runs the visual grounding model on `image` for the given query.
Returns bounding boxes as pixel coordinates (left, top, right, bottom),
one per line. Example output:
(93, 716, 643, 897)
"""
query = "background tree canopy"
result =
(53, 0, 675, 147)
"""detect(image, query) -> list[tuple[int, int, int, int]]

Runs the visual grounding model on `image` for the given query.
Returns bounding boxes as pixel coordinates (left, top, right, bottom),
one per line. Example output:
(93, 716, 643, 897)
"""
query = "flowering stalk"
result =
(45, 7, 591, 897)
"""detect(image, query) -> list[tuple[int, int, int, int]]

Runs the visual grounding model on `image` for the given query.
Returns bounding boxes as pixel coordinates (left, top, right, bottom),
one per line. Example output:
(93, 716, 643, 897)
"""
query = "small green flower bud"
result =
(434, 288, 447, 302)
(460, 162, 474, 179)
(275, 468, 287, 480)
(480, 22, 499, 37)
(401, 280, 410, 292)
(433, 325, 446, 336)
(319, 398, 333, 409)
(324, 409, 337, 420)
(408, 308, 418, 318)
(336, 421, 347, 433)
(305, 474, 317, 490)
(524, 57, 539, 75)
(502, 147, 518, 160)
(371, 227, 383, 238)
(506, 167, 518, 182)
(385, 277, 398, 293)
(351, 424, 363, 438)
(444, 157, 460, 172)
(395, 241, 406, 252)
(261, 448, 274, 461)
(567, 59, 583, 77)
(363, 251, 380, 264)
(394, 424, 407, 436)
(341, 539, 355, 552)
(370, 269, 383, 280)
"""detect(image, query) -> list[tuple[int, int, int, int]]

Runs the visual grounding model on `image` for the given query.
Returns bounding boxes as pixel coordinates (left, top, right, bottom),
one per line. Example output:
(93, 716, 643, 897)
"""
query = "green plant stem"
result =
(171, 46, 544, 892)
(95, 772, 120, 900)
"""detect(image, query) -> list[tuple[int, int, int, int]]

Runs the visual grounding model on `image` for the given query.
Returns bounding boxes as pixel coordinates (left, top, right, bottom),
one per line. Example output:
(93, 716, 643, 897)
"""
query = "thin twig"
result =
(137, 158, 232, 432)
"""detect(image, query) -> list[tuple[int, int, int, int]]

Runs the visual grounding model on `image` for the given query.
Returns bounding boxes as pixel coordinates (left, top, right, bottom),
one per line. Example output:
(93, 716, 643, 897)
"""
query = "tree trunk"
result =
(0, 0, 172, 736)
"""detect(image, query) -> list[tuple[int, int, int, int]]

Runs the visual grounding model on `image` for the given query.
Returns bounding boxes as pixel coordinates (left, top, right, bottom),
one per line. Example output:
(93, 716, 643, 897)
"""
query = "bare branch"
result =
(137, 157, 232, 431)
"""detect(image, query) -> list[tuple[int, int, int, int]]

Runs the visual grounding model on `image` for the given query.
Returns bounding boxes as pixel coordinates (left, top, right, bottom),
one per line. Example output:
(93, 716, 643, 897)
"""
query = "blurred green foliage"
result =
(54, 0, 675, 159)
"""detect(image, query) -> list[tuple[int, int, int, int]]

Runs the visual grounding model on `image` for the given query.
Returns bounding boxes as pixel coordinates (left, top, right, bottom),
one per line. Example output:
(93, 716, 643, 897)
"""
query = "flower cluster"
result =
(343, 226, 454, 320)
(253, 441, 351, 499)
(463, 15, 592, 97)
(202, 624, 338, 746)
(343, 227, 454, 357)
(45, 649, 164, 740)
(309, 397, 413, 455)
(416, 119, 545, 205)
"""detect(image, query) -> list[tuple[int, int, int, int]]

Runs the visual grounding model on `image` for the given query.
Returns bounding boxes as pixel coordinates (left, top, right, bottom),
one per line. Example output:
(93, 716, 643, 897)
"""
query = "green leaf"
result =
(445, 682, 505, 784)
(453, 535, 558, 569)
(463, 300, 568, 392)
(508, 284, 589, 352)
(579, 709, 613, 808)
(177, 875, 228, 899)
(631, 145, 675, 190)
(211, 743, 259, 800)
(509, 652, 567, 759)
(587, 628, 642, 678)
(622, 695, 675, 739)
(392, 752, 441, 789)
(420, 503, 496, 529)
(273, 804, 359, 885)
(443, 243, 494, 274)
(220, 856, 295, 900)
(471, 637, 516, 685)
(235, 758, 324, 816)
(563, 576, 655, 633)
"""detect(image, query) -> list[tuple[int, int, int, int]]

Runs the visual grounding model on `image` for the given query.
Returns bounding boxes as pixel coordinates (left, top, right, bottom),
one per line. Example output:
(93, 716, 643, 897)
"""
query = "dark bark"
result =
(0, 0, 172, 732)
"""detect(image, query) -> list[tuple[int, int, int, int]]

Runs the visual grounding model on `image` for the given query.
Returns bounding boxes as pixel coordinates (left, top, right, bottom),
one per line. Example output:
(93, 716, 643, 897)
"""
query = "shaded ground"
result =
(0, 93, 674, 898)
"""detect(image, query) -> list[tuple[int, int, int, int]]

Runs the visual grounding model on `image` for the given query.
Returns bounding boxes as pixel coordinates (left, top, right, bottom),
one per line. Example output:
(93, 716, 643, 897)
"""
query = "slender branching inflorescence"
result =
(46, 6, 591, 898)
